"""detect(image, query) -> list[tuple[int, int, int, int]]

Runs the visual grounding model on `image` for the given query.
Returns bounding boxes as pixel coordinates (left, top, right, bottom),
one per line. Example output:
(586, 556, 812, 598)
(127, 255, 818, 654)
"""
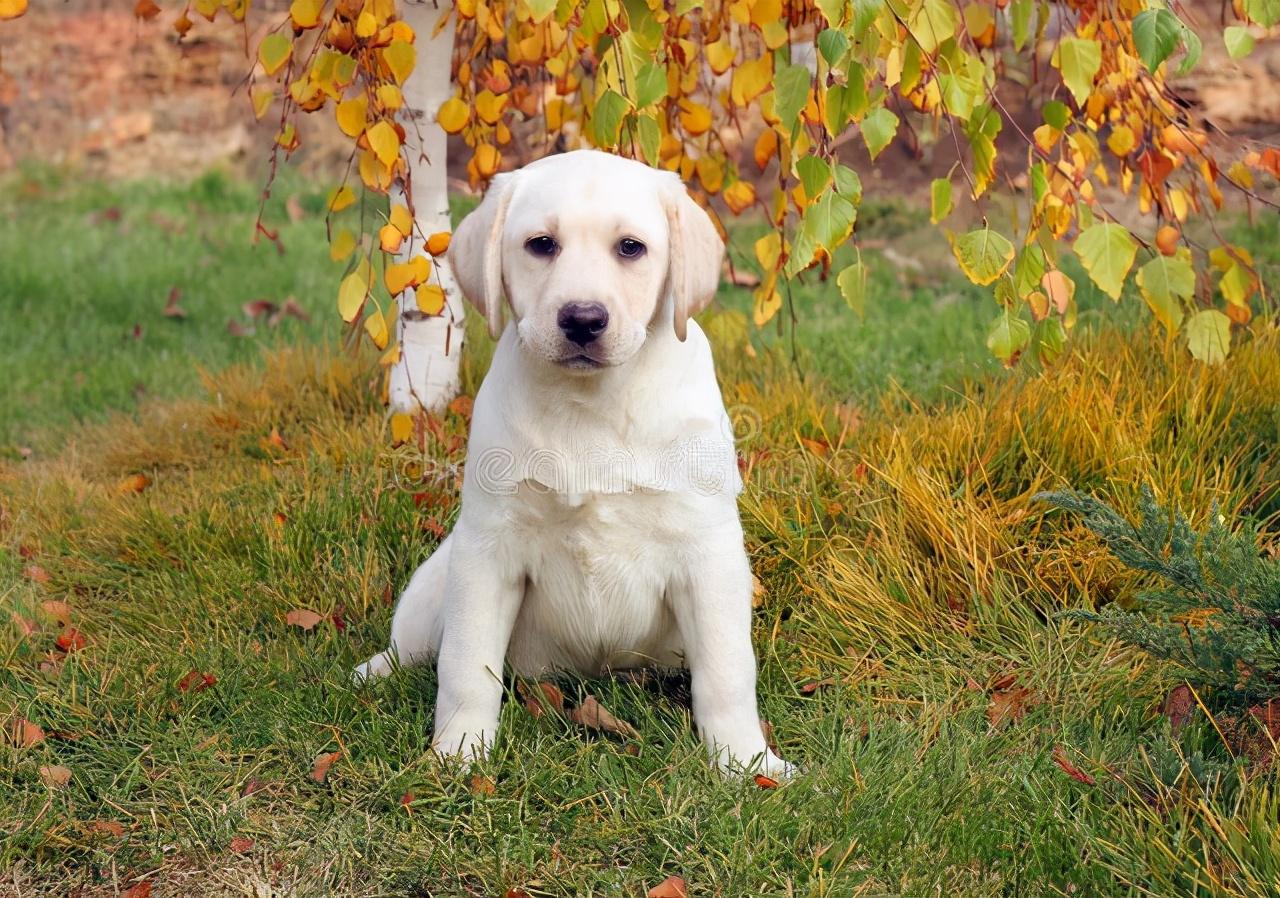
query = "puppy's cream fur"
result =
(356, 151, 790, 777)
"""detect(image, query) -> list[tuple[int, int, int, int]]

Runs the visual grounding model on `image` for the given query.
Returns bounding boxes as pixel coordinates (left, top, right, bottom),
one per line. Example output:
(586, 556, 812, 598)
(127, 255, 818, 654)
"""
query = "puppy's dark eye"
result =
(525, 235, 559, 257)
(617, 238, 646, 259)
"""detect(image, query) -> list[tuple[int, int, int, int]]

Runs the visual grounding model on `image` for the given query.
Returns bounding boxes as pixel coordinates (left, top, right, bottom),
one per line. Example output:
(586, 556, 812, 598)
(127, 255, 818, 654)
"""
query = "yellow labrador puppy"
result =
(356, 150, 790, 778)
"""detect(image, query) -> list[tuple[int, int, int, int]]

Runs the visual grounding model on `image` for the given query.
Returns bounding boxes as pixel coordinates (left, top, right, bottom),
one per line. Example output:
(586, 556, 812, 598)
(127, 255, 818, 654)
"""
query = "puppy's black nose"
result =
(557, 301, 609, 346)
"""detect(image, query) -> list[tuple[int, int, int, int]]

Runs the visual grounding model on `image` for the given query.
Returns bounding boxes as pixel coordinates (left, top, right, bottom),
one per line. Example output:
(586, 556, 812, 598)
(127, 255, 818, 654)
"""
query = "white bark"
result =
(389, 0, 464, 413)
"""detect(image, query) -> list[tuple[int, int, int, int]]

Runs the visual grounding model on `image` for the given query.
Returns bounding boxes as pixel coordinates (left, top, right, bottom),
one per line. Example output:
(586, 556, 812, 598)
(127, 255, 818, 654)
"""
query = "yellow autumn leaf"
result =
(330, 229, 357, 262)
(364, 308, 390, 349)
(730, 56, 772, 106)
(338, 270, 368, 322)
(336, 98, 367, 138)
(385, 262, 415, 295)
(376, 84, 403, 110)
(366, 121, 400, 168)
(474, 144, 501, 177)
(379, 224, 404, 253)
(1106, 124, 1135, 157)
(0, 0, 28, 19)
(678, 100, 712, 136)
(380, 343, 402, 368)
(251, 88, 274, 120)
(355, 9, 377, 37)
(258, 33, 292, 76)
(723, 180, 756, 214)
(407, 255, 430, 284)
(706, 39, 735, 75)
(416, 284, 446, 315)
(475, 90, 508, 125)
(289, 0, 324, 29)
(437, 98, 470, 134)
(390, 412, 414, 444)
(328, 185, 356, 213)
(389, 204, 413, 237)
(383, 40, 416, 84)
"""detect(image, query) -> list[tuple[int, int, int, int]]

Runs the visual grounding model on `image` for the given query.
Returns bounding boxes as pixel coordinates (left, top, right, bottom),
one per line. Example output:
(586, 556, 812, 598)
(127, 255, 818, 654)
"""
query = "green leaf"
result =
(987, 310, 1032, 364)
(1223, 25, 1256, 59)
(930, 178, 953, 224)
(1053, 36, 1102, 107)
(774, 64, 812, 129)
(1135, 249, 1193, 335)
(634, 114, 661, 166)
(817, 28, 849, 65)
(1186, 309, 1231, 364)
(1010, 0, 1033, 50)
(786, 189, 857, 277)
(1074, 222, 1137, 301)
(909, 0, 959, 53)
(591, 89, 630, 147)
(952, 226, 1015, 286)
(1132, 9, 1182, 72)
(1014, 243, 1048, 299)
(1033, 317, 1067, 366)
(796, 155, 832, 200)
(964, 105, 1001, 197)
(860, 107, 899, 160)
(1042, 100, 1070, 130)
(1244, 0, 1279, 27)
(1219, 260, 1254, 307)
(833, 164, 863, 202)
(837, 260, 868, 315)
(526, 0, 558, 21)
(258, 33, 292, 76)
(632, 63, 668, 108)
(1175, 24, 1201, 75)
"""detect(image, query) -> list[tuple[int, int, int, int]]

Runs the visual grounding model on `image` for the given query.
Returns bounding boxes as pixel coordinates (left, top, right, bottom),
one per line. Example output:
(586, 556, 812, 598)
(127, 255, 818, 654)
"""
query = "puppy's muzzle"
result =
(557, 301, 609, 347)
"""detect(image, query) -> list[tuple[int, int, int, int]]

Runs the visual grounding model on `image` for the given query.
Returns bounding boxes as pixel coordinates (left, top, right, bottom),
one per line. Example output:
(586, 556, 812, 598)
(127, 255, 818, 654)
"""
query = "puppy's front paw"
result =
(754, 751, 798, 782)
(351, 651, 393, 684)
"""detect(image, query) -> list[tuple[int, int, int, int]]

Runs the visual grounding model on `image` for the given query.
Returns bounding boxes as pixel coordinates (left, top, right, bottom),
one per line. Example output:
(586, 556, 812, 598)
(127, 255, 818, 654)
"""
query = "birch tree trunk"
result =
(388, 0, 463, 413)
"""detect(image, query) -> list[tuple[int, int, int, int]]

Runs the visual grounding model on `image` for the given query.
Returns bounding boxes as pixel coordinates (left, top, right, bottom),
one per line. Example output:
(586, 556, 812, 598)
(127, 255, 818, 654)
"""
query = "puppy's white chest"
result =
(505, 487, 682, 675)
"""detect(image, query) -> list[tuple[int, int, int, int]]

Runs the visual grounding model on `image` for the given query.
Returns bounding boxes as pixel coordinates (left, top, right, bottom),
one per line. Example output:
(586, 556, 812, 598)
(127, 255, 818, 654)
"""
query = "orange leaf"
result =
(986, 685, 1034, 728)
(134, 0, 161, 20)
(1051, 746, 1096, 786)
(121, 883, 152, 898)
(118, 473, 150, 494)
(648, 875, 688, 898)
(379, 224, 404, 253)
(229, 835, 255, 853)
(426, 231, 451, 255)
(286, 609, 324, 631)
(40, 600, 71, 626)
(754, 773, 779, 789)
(311, 750, 341, 782)
(0, 0, 28, 20)
(9, 717, 45, 748)
(23, 564, 50, 584)
(469, 773, 496, 795)
(56, 628, 87, 652)
(568, 694, 639, 738)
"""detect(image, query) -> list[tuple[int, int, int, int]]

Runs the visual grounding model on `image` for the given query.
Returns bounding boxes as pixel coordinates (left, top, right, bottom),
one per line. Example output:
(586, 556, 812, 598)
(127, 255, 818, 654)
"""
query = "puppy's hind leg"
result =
(353, 534, 453, 682)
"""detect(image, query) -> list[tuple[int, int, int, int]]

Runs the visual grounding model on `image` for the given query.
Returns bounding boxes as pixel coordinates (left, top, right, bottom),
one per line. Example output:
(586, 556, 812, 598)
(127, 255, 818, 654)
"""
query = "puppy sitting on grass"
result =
(356, 150, 791, 779)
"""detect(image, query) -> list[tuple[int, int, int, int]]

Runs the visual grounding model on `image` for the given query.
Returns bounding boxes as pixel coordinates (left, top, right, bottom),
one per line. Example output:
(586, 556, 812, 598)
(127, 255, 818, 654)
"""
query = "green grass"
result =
(2, 173, 1280, 897)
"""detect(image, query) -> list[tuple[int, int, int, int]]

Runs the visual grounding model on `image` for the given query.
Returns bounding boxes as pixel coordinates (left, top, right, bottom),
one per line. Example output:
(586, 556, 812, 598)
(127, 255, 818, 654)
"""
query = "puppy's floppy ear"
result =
(663, 179, 724, 341)
(448, 172, 517, 340)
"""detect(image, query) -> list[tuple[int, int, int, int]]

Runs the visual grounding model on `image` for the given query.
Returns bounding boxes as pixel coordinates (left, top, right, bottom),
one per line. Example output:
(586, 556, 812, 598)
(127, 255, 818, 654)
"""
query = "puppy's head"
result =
(448, 150, 723, 372)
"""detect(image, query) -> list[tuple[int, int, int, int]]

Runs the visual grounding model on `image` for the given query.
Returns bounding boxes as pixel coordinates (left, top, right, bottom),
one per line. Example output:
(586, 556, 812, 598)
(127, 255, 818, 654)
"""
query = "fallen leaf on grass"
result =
(986, 684, 1035, 728)
(56, 628, 87, 653)
(121, 882, 152, 898)
(178, 671, 217, 692)
(1051, 746, 1096, 785)
(40, 600, 71, 626)
(272, 296, 310, 325)
(229, 835, 254, 853)
(568, 694, 639, 739)
(11, 613, 38, 637)
(800, 677, 835, 695)
(759, 718, 778, 754)
(648, 875, 688, 898)
(399, 790, 415, 811)
(754, 773, 779, 789)
(447, 394, 474, 419)
(89, 820, 125, 837)
(470, 774, 496, 796)
(9, 718, 45, 748)
(286, 609, 324, 632)
(243, 299, 279, 320)
(518, 681, 565, 719)
(39, 765, 72, 788)
(240, 778, 263, 797)
(1162, 684, 1194, 734)
(504, 890, 533, 898)
(311, 750, 341, 783)
(118, 473, 150, 494)
(162, 286, 187, 319)
(227, 319, 254, 338)
(22, 564, 49, 584)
